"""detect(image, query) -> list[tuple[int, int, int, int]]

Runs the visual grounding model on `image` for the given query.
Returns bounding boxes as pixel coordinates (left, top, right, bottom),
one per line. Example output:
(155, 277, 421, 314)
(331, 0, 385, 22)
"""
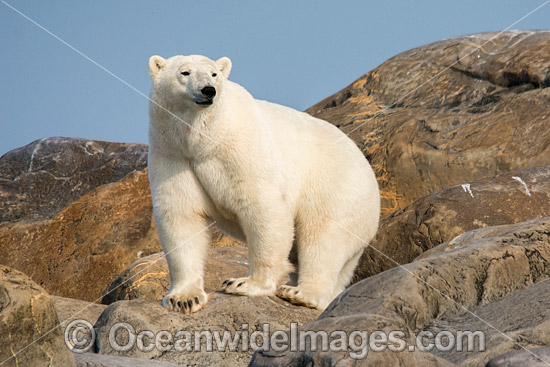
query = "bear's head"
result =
(148, 54, 232, 110)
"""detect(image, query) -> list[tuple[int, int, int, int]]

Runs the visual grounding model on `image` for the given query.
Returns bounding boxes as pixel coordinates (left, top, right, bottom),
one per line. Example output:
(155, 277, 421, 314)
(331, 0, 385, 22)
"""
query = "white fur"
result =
(147, 54, 380, 313)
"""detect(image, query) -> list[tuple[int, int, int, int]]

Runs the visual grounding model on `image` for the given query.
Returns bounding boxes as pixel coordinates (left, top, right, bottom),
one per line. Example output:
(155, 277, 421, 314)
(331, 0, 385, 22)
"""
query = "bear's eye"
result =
(181, 71, 190, 76)
(212, 73, 217, 77)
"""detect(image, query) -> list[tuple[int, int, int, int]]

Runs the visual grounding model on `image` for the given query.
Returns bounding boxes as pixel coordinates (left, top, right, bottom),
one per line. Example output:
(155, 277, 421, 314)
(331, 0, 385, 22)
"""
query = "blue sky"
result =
(1, 1, 548, 156)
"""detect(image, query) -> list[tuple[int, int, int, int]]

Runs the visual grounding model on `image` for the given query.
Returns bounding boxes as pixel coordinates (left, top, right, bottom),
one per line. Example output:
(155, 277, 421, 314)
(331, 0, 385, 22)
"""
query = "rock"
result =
(418, 217, 550, 366)
(427, 280, 550, 366)
(0, 137, 148, 223)
(250, 217, 550, 366)
(94, 294, 320, 366)
(250, 346, 454, 367)
(417, 215, 550, 261)
(355, 166, 550, 280)
(0, 265, 76, 366)
(485, 347, 550, 367)
(101, 247, 250, 304)
(0, 169, 161, 302)
(75, 352, 179, 367)
(50, 296, 107, 359)
(307, 31, 550, 216)
(52, 296, 107, 327)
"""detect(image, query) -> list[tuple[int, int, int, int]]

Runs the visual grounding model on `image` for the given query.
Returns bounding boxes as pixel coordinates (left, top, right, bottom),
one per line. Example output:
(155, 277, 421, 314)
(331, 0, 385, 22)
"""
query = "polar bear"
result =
(147, 54, 380, 314)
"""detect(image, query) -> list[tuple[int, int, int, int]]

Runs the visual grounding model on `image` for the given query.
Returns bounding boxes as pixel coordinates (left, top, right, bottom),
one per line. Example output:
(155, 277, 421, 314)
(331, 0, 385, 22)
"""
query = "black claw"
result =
(176, 300, 183, 310)
(188, 300, 193, 309)
(194, 297, 200, 304)
(237, 282, 244, 288)
(170, 298, 175, 307)
(222, 280, 229, 286)
(227, 280, 234, 286)
(183, 301, 188, 310)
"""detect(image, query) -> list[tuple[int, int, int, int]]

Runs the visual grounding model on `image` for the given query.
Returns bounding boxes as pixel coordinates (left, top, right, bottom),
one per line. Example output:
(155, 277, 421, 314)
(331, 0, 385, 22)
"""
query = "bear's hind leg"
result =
(276, 223, 365, 310)
(222, 207, 295, 296)
(221, 248, 294, 296)
(334, 249, 363, 295)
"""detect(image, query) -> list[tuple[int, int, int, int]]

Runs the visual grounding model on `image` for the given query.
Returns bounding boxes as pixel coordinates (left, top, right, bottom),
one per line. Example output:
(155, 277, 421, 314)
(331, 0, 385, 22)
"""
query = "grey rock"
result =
(250, 217, 550, 366)
(485, 347, 550, 367)
(427, 280, 550, 366)
(75, 352, 179, 367)
(94, 294, 319, 366)
(52, 296, 107, 327)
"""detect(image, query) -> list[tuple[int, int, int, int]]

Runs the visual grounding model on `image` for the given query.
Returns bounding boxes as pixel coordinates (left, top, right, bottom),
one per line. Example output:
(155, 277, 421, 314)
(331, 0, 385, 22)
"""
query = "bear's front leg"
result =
(154, 211, 213, 314)
(221, 202, 294, 297)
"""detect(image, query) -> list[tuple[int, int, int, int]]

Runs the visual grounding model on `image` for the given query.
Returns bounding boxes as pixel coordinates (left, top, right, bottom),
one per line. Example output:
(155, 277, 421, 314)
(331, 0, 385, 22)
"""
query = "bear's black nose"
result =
(201, 86, 216, 98)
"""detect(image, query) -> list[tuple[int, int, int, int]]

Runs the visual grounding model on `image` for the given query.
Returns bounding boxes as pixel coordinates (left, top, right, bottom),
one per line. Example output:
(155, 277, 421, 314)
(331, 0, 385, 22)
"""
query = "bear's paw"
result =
(276, 285, 329, 310)
(162, 287, 208, 314)
(221, 277, 276, 297)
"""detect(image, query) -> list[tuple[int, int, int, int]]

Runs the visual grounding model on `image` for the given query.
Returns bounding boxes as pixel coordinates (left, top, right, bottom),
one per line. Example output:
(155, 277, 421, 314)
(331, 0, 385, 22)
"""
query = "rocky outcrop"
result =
(0, 169, 161, 301)
(355, 165, 550, 280)
(250, 217, 550, 366)
(0, 137, 148, 223)
(308, 31, 550, 216)
(0, 266, 76, 367)
(94, 294, 319, 366)
(101, 247, 250, 304)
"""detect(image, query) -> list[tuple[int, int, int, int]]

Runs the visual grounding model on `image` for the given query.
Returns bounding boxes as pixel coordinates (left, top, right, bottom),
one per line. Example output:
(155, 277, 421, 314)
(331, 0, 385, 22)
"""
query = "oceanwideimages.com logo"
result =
(65, 320, 486, 359)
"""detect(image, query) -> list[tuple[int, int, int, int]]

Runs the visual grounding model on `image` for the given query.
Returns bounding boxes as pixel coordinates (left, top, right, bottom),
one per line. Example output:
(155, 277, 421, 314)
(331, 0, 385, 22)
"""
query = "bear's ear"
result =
(215, 57, 232, 78)
(148, 56, 166, 79)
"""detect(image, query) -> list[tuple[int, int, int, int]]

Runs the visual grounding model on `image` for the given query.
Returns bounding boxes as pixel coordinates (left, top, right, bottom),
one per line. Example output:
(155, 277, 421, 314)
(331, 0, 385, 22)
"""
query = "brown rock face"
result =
(0, 169, 160, 301)
(0, 266, 76, 367)
(250, 217, 550, 367)
(307, 31, 550, 216)
(355, 166, 550, 280)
